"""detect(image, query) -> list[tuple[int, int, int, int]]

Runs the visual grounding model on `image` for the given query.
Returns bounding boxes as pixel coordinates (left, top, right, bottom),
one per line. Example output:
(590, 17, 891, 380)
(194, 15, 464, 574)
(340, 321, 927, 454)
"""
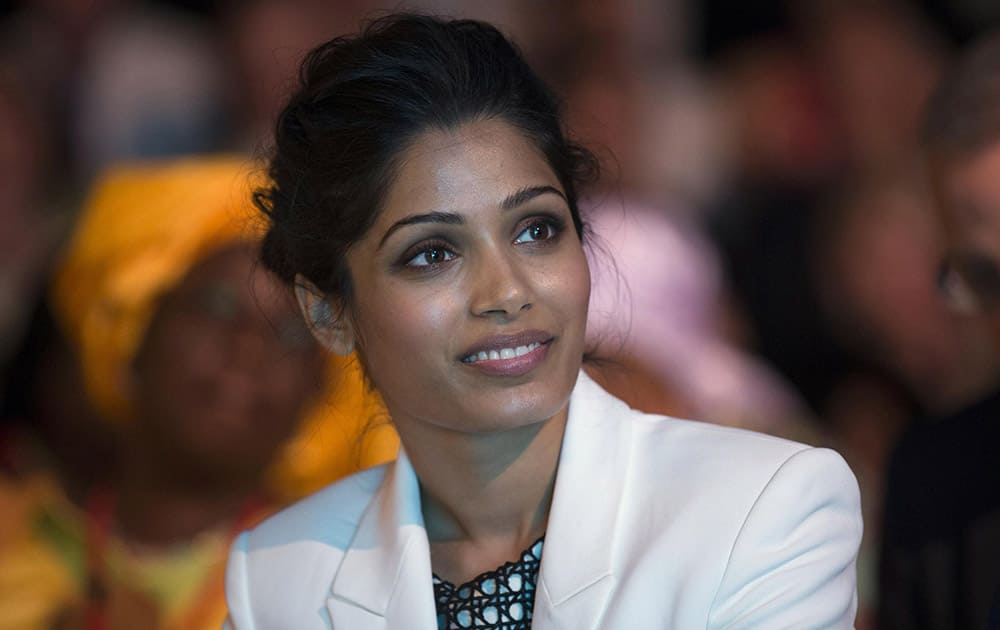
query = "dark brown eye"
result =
(405, 245, 456, 268)
(515, 221, 554, 243)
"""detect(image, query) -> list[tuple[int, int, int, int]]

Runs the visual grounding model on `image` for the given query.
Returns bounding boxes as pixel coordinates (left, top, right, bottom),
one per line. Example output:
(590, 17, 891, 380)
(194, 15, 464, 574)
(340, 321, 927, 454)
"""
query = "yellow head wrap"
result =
(51, 155, 397, 500)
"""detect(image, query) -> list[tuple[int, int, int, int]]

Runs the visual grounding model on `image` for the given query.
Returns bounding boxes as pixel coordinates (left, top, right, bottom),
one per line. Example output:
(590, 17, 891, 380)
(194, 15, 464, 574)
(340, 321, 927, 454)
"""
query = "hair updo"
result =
(256, 13, 599, 302)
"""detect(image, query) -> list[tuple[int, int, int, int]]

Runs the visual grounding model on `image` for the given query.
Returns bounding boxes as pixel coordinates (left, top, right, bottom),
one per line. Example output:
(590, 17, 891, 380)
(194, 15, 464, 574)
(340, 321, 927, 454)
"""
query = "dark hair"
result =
(256, 13, 599, 301)
(922, 30, 1000, 159)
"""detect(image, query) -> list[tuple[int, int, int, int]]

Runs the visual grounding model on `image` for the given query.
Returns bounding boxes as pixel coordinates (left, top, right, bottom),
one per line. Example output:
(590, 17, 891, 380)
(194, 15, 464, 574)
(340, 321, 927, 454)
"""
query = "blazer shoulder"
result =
(624, 408, 860, 538)
(247, 462, 388, 550)
(630, 409, 813, 470)
(579, 370, 824, 496)
(708, 446, 862, 626)
(579, 369, 810, 467)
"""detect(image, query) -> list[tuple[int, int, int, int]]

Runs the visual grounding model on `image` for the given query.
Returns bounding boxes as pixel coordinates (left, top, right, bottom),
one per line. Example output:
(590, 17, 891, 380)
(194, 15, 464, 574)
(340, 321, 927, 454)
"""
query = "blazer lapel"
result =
(326, 449, 438, 630)
(533, 370, 632, 630)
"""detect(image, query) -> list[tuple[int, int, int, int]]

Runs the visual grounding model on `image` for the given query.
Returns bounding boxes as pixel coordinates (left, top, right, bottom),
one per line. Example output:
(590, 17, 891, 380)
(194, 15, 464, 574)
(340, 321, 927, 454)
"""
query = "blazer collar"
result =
(327, 448, 437, 628)
(534, 369, 631, 628)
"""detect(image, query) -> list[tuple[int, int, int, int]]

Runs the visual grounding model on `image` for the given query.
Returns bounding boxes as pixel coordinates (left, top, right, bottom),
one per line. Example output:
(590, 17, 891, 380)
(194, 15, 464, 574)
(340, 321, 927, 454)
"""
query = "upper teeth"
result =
(464, 342, 541, 363)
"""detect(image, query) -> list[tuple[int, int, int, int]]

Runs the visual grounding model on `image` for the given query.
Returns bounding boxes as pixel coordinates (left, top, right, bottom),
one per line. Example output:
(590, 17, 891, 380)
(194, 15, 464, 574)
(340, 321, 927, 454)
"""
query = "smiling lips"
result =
(460, 331, 553, 376)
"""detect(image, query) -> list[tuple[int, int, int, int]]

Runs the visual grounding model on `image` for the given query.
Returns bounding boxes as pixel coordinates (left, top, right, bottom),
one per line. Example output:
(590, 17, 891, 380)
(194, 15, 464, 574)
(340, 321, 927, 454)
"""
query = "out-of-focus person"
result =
(813, 168, 1000, 627)
(0, 156, 397, 630)
(816, 169, 1000, 419)
(879, 32, 1000, 629)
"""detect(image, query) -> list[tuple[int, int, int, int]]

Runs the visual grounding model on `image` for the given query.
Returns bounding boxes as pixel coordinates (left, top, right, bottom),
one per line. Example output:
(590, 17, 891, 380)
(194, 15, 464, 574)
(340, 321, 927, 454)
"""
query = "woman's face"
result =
(341, 119, 590, 435)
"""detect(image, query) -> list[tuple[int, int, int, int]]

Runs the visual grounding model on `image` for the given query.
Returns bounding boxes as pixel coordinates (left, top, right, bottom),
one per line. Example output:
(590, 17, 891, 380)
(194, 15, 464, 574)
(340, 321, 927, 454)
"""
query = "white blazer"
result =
(223, 371, 862, 629)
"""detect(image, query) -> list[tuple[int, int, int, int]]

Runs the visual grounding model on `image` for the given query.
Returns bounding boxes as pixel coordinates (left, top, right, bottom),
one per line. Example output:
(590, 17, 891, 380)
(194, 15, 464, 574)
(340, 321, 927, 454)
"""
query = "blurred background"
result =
(2, 0, 1000, 628)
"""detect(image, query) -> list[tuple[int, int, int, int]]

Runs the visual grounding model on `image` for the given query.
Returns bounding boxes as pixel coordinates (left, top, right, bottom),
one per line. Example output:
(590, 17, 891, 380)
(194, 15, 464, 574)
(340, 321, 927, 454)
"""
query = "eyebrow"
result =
(500, 185, 567, 210)
(377, 185, 567, 249)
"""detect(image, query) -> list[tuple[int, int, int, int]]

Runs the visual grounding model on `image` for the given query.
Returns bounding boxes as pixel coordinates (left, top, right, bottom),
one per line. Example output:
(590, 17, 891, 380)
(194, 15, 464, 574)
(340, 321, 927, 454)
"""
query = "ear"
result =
(294, 275, 355, 356)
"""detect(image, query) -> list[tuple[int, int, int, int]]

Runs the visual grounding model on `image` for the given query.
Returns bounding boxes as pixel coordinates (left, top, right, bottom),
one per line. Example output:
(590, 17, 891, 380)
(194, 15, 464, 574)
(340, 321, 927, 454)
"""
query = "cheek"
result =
(266, 353, 323, 400)
(548, 248, 591, 325)
(136, 320, 216, 386)
(576, 255, 592, 311)
(352, 283, 459, 379)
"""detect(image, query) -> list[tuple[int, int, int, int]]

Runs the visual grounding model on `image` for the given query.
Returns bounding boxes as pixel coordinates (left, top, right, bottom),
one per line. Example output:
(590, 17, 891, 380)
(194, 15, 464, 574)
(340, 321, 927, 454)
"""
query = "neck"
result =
(113, 446, 261, 548)
(399, 407, 567, 583)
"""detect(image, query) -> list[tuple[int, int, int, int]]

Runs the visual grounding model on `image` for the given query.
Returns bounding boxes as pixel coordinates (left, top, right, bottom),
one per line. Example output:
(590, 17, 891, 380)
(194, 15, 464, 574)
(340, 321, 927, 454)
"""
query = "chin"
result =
(470, 370, 578, 432)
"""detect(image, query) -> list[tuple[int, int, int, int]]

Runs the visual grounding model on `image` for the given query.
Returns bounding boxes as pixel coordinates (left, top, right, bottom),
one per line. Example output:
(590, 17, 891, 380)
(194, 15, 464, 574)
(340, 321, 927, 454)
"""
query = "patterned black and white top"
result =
(432, 537, 543, 630)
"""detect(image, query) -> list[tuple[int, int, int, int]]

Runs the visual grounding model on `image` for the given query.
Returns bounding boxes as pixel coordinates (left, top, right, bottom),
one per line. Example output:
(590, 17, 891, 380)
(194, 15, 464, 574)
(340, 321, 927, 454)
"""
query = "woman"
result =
(224, 15, 862, 629)
(0, 156, 396, 630)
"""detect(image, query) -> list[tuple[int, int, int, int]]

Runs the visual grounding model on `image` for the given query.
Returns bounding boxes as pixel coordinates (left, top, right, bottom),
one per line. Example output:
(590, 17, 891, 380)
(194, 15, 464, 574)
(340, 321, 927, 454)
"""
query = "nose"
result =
(469, 247, 533, 319)
(226, 311, 271, 369)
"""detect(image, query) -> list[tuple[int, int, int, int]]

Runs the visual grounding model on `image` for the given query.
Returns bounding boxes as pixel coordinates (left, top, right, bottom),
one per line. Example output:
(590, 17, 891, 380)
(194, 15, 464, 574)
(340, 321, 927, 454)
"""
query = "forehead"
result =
(177, 244, 257, 292)
(376, 119, 561, 223)
(171, 244, 292, 309)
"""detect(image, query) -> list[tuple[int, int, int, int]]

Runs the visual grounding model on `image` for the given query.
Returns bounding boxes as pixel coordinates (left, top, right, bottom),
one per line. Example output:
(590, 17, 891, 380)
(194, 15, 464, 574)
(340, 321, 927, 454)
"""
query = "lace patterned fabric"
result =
(432, 537, 543, 630)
